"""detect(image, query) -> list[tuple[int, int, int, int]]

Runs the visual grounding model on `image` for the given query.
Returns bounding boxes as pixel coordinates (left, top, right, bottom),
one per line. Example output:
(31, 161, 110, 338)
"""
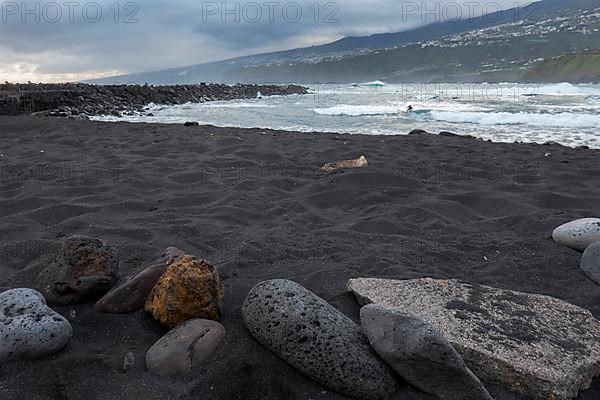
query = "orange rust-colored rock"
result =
(144, 256, 224, 328)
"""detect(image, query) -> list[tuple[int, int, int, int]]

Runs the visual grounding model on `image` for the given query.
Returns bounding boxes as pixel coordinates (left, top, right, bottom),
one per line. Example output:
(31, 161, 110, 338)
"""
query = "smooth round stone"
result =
(361, 304, 493, 400)
(553, 218, 600, 252)
(0, 288, 72, 362)
(242, 279, 398, 400)
(146, 318, 225, 377)
(581, 241, 600, 285)
(95, 247, 184, 314)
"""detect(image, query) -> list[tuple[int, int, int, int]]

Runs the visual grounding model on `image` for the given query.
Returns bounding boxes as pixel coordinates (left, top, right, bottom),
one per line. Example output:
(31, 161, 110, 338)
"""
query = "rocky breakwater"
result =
(0, 82, 308, 118)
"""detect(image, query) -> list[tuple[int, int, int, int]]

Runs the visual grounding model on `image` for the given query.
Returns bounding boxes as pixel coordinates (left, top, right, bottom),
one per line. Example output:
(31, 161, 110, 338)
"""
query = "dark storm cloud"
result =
(0, 0, 535, 81)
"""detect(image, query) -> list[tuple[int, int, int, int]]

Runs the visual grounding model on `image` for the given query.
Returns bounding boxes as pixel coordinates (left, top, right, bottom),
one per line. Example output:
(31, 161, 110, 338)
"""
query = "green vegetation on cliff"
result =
(523, 50, 600, 83)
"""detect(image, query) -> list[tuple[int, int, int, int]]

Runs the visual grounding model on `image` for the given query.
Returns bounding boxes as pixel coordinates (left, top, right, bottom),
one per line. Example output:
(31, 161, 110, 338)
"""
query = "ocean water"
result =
(94, 82, 600, 148)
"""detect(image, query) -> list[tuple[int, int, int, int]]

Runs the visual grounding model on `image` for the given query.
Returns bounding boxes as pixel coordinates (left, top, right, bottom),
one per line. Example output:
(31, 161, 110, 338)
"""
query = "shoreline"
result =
(90, 117, 598, 151)
(1, 116, 600, 399)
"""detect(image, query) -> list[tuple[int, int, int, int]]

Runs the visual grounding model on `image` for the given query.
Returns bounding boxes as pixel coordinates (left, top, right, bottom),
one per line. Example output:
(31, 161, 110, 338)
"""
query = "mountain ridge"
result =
(90, 0, 600, 84)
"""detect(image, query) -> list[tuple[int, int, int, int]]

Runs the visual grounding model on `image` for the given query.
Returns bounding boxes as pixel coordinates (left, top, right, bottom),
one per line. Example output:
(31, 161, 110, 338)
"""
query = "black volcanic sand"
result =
(1, 115, 599, 399)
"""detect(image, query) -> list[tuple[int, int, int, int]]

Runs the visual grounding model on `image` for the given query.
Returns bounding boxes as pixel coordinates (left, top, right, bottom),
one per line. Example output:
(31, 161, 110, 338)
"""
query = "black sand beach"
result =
(1, 115, 600, 399)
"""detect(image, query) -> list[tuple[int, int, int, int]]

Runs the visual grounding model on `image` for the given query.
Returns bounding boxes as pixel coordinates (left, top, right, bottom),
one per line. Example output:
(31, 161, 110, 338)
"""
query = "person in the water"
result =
(406, 105, 414, 113)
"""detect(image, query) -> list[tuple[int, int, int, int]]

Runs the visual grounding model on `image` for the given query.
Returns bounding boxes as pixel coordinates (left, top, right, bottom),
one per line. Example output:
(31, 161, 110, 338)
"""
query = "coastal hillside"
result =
(523, 50, 600, 83)
(90, 2, 535, 85)
(226, 1, 600, 83)
(92, 0, 600, 84)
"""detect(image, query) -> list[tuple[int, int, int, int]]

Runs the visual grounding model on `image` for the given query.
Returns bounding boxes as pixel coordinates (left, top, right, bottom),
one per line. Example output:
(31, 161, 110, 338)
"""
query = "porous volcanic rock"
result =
(552, 218, 600, 251)
(36, 236, 118, 305)
(0, 288, 72, 362)
(242, 279, 398, 400)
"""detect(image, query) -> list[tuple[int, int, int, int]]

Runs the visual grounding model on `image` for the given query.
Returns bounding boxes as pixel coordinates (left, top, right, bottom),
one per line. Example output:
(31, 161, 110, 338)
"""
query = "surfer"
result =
(406, 105, 414, 113)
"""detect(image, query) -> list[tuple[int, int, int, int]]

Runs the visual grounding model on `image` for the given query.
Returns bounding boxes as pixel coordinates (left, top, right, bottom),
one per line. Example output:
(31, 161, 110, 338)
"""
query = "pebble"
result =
(123, 351, 136, 372)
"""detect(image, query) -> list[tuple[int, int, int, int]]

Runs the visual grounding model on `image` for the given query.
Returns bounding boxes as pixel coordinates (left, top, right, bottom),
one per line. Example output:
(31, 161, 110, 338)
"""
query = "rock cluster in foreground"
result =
(6, 229, 600, 399)
(348, 277, 600, 400)
(3, 238, 226, 379)
(0, 82, 308, 118)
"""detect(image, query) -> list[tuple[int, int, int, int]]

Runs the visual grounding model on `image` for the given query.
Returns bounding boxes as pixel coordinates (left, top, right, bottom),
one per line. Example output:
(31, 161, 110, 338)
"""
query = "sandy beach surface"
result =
(1, 115, 599, 399)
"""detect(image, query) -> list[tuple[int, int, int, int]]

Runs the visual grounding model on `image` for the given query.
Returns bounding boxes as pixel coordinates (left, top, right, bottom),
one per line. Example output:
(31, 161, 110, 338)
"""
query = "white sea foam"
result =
(427, 111, 600, 128)
(201, 102, 275, 109)
(313, 105, 402, 116)
(313, 102, 492, 116)
(523, 82, 600, 97)
(358, 80, 386, 87)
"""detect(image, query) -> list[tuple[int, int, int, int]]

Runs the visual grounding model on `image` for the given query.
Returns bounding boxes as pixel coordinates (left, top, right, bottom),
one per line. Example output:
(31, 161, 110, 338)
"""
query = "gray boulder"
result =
(95, 247, 184, 313)
(348, 278, 600, 400)
(146, 318, 226, 377)
(581, 241, 600, 285)
(0, 288, 72, 362)
(242, 279, 398, 400)
(552, 218, 600, 251)
(36, 236, 118, 305)
(360, 304, 493, 400)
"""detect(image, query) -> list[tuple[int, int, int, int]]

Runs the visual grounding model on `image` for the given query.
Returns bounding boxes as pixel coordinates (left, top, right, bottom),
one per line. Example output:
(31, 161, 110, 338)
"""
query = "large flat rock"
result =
(348, 278, 600, 400)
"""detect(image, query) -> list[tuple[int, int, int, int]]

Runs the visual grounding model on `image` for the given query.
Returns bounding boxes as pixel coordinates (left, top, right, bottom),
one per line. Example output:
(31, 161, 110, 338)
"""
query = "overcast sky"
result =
(0, 0, 536, 82)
